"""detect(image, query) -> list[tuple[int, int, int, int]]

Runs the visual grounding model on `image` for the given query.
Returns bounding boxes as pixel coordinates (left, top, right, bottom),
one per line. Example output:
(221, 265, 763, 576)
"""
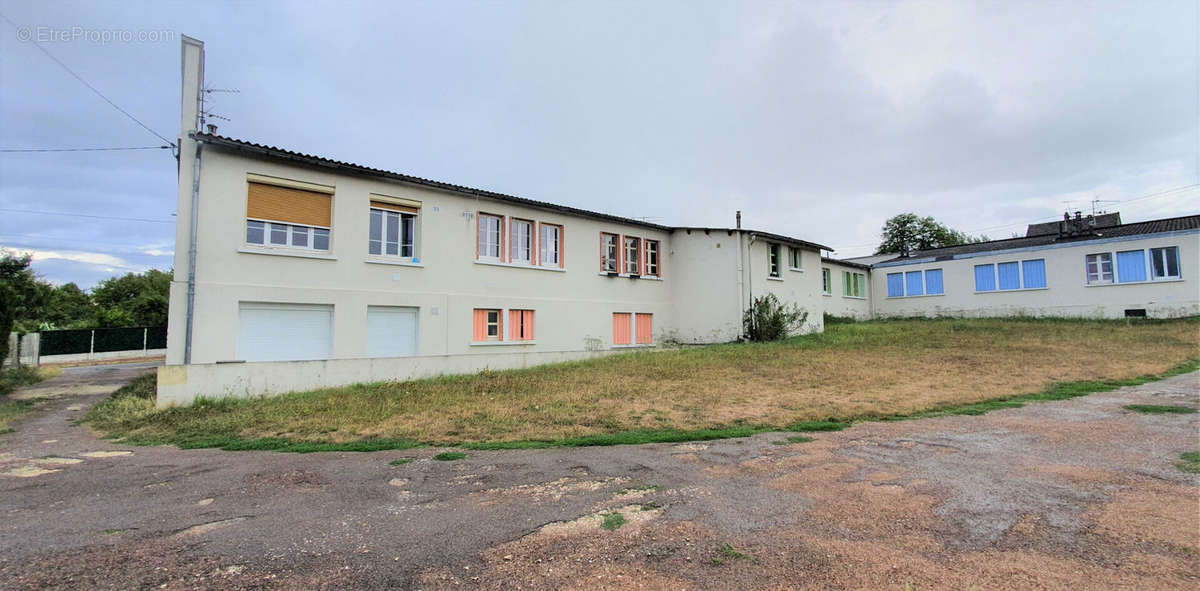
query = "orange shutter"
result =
(508, 309, 520, 340)
(613, 313, 632, 345)
(635, 313, 653, 344)
(473, 309, 487, 341)
(247, 182, 332, 227)
(524, 310, 535, 340)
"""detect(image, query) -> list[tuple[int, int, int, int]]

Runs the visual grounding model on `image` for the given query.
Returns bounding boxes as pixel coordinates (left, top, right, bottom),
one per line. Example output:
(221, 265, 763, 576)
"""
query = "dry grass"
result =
(87, 318, 1199, 447)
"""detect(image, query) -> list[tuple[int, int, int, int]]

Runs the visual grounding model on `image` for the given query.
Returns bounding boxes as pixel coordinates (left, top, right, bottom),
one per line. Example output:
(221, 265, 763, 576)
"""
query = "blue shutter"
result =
(1021, 259, 1046, 289)
(905, 271, 924, 296)
(887, 273, 904, 297)
(997, 262, 1020, 290)
(1116, 250, 1147, 283)
(925, 269, 943, 294)
(974, 264, 995, 291)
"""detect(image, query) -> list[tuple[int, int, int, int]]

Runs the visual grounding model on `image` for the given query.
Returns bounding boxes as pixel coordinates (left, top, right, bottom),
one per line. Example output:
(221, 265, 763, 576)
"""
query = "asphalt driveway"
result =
(0, 364, 1196, 589)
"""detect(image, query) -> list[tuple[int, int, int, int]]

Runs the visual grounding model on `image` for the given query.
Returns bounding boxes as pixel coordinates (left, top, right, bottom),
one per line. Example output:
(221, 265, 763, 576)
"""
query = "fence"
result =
(4, 327, 167, 367)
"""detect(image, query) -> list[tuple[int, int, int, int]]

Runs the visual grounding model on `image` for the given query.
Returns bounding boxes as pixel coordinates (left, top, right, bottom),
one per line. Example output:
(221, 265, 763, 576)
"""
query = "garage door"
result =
(237, 302, 333, 362)
(366, 306, 418, 358)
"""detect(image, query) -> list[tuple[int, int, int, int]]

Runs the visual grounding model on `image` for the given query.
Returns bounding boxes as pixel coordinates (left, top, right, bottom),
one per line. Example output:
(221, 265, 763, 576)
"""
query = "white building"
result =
(159, 38, 1197, 406)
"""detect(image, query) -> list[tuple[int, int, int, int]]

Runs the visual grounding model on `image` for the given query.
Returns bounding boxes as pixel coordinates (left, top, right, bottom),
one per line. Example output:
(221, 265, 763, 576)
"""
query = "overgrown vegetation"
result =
(0, 365, 58, 435)
(432, 451, 466, 461)
(773, 435, 816, 445)
(1121, 404, 1196, 414)
(712, 542, 752, 565)
(742, 293, 808, 341)
(1175, 452, 1200, 474)
(389, 457, 415, 466)
(85, 318, 1200, 452)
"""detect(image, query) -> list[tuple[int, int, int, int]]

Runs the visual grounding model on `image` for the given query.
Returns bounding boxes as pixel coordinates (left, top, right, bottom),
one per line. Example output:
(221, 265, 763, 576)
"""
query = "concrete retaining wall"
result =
(41, 348, 168, 365)
(156, 348, 624, 407)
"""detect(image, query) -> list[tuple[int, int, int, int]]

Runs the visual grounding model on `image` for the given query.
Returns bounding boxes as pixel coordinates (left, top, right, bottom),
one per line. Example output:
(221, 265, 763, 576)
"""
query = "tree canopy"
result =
(874, 213, 986, 255)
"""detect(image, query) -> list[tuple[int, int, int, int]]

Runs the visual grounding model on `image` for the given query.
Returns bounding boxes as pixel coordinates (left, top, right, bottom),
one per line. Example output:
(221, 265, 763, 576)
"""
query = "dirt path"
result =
(0, 368, 1196, 589)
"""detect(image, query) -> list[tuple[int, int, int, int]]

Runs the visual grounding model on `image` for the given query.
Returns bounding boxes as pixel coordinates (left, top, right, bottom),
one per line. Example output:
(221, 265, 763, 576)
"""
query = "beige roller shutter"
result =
(247, 182, 332, 227)
(370, 200, 419, 214)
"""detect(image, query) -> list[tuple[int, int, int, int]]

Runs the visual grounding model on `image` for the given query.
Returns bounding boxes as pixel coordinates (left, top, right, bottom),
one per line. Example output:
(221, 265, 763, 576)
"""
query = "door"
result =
(237, 302, 333, 362)
(366, 306, 419, 358)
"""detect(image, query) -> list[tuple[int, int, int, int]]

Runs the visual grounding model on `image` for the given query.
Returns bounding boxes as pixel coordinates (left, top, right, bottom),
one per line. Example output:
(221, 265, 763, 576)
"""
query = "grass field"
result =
(0, 365, 60, 435)
(85, 317, 1200, 450)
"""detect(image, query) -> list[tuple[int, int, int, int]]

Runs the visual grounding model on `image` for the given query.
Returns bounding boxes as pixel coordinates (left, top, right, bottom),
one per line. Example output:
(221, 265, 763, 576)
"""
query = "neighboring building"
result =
(159, 38, 1197, 406)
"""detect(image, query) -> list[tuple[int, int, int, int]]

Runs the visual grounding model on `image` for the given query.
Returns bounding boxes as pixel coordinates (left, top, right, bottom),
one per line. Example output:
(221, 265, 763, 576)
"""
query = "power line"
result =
(0, 208, 175, 224)
(0, 12, 176, 148)
(0, 145, 172, 153)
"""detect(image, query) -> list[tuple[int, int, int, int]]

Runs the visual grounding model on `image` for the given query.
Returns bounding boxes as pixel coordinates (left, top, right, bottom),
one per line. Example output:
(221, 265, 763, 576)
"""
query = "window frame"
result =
(539, 223, 563, 268)
(246, 218, 331, 252)
(768, 244, 781, 277)
(1149, 246, 1181, 281)
(509, 218, 534, 265)
(644, 240, 660, 277)
(368, 206, 418, 259)
(600, 233, 620, 273)
(1085, 252, 1114, 284)
(787, 247, 803, 271)
(477, 213, 505, 261)
(821, 268, 831, 295)
(624, 236, 642, 275)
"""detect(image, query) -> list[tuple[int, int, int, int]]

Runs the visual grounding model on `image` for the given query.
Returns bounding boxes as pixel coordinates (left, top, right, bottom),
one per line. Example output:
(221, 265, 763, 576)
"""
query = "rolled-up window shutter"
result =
(247, 182, 331, 226)
(370, 200, 419, 214)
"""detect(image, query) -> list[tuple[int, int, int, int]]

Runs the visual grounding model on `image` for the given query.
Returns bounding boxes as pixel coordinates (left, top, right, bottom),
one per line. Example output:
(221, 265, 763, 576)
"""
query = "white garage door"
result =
(366, 306, 419, 358)
(237, 302, 333, 362)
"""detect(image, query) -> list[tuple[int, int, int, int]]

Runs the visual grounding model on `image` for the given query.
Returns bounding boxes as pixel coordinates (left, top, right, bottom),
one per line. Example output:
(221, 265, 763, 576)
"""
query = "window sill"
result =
(973, 287, 1049, 294)
(788, 267, 805, 273)
(596, 272, 663, 281)
(238, 246, 336, 260)
(365, 257, 423, 268)
(842, 295, 867, 300)
(1084, 278, 1184, 287)
(475, 260, 565, 273)
(822, 293, 832, 297)
(613, 344, 655, 349)
(887, 293, 946, 299)
(766, 276, 784, 282)
(470, 340, 536, 347)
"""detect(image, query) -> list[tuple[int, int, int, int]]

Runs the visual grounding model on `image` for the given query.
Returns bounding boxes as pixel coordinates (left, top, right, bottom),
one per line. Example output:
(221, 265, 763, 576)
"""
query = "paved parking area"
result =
(0, 366, 1196, 589)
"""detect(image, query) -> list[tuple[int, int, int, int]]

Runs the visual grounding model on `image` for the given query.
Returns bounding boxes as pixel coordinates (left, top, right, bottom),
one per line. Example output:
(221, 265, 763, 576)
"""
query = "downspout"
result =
(183, 138, 202, 364)
(746, 233, 756, 338)
(735, 212, 744, 340)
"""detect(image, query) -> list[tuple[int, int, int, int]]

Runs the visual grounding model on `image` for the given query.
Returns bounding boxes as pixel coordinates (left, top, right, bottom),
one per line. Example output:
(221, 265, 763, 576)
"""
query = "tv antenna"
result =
(1090, 198, 1119, 216)
(200, 85, 240, 131)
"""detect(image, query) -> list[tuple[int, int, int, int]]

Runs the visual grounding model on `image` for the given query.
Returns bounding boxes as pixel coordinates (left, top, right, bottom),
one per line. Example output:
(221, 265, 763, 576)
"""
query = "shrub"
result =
(743, 294, 808, 342)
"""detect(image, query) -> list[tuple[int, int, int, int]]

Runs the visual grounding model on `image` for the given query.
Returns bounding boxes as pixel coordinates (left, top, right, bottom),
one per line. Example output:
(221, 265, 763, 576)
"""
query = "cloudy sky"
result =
(1, 0, 1197, 288)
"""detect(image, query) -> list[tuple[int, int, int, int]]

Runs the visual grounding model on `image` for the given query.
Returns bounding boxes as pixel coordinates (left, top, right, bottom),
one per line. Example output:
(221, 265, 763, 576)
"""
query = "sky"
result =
(1, 0, 1197, 289)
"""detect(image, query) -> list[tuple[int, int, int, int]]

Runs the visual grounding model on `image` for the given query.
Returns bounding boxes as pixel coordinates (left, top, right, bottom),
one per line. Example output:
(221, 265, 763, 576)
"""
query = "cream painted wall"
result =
(666, 229, 744, 343)
(740, 236, 825, 335)
(821, 262, 872, 320)
(872, 231, 1200, 318)
(171, 146, 678, 364)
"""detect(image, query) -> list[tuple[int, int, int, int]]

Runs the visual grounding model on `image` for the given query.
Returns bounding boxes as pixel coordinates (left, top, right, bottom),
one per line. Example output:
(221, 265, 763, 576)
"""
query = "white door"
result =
(237, 302, 333, 362)
(366, 306, 419, 358)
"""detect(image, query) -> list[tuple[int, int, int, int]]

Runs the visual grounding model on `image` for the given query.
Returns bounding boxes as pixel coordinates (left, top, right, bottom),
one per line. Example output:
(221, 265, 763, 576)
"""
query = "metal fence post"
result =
(143, 328, 148, 353)
(89, 329, 95, 360)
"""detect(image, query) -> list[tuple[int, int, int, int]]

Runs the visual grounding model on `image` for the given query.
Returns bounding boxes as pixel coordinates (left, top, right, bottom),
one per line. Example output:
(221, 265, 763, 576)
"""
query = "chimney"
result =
(736, 211, 742, 229)
(206, 123, 218, 135)
(1075, 210, 1082, 220)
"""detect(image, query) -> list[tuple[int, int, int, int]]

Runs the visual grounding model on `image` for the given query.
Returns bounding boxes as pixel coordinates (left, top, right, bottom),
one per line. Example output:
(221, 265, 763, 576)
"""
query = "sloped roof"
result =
(673, 227, 832, 253)
(875, 213, 1200, 264)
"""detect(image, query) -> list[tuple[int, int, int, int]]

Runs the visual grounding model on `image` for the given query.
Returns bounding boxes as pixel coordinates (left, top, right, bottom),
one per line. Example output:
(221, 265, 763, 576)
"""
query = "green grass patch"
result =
(1122, 404, 1197, 414)
(785, 421, 846, 432)
(432, 451, 466, 461)
(1175, 452, 1200, 474)
(103, 528, 130, 536)
(773, 435, 816, 445)
(600, 512, 626, 531)
(389, 457, 415, 466)
(0, 365, 46, 397)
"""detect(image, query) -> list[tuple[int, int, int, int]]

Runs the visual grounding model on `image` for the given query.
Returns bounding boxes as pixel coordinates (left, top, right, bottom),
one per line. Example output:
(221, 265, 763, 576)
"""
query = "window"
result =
(925, 269, 943, 294)
(244, 179, 333, 252)
(477, 214, 503, 260)
(644, 240, 660, 277)
(473, 308, 502, 341)
(888, 269, 943, 297)
(246, 220, 330, 251)
(788, 247, 802, 270)
(369, 203, 417, 258)
(974, 264, 996, 291)
(601, 233, 619, 272)
(510, 219, 533, 264)
(1114, 250, 1147, 283)
(822, 268, 831, 294)
(624, 237, 641, 275)
(997, 261, 1020, 290)
(1085, 253, 1113, 284)
(768, 244, 781, 277)
(887, 272, 904, 297)
(1021, 260, 1046, 289)
(1150, 247, 1180, 280)
(540, 223, 562, 267)
(843, 271, 864, 297)
(612, 312, 632, 345)
(635, 313, 653, 344)
(905, 271, 924, 296)
(508, 309, 535, 341)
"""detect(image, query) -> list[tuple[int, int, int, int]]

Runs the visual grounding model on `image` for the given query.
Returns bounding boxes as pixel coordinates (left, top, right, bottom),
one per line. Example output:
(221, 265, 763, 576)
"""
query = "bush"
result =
(742, 294, 808, 342)
(0, 366, 44, 397)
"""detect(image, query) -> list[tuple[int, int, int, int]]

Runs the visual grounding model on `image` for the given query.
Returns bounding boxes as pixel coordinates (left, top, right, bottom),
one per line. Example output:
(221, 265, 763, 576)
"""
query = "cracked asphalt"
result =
(0, 363, 1197, 589)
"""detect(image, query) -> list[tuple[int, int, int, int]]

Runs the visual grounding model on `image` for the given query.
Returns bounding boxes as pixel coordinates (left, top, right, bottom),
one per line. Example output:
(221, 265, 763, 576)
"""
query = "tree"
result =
(38, 282, 95, 329)
(875, 213, 981, 255)
(89, 269, 171, 327)
(0, 251, 46, 363)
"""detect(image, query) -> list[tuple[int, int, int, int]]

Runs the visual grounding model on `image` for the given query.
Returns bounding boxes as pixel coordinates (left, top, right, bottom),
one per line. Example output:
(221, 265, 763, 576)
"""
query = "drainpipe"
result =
(183, 139, 202, 364)
(735, 212, 745, 340)
(746, 233, 756, 338)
